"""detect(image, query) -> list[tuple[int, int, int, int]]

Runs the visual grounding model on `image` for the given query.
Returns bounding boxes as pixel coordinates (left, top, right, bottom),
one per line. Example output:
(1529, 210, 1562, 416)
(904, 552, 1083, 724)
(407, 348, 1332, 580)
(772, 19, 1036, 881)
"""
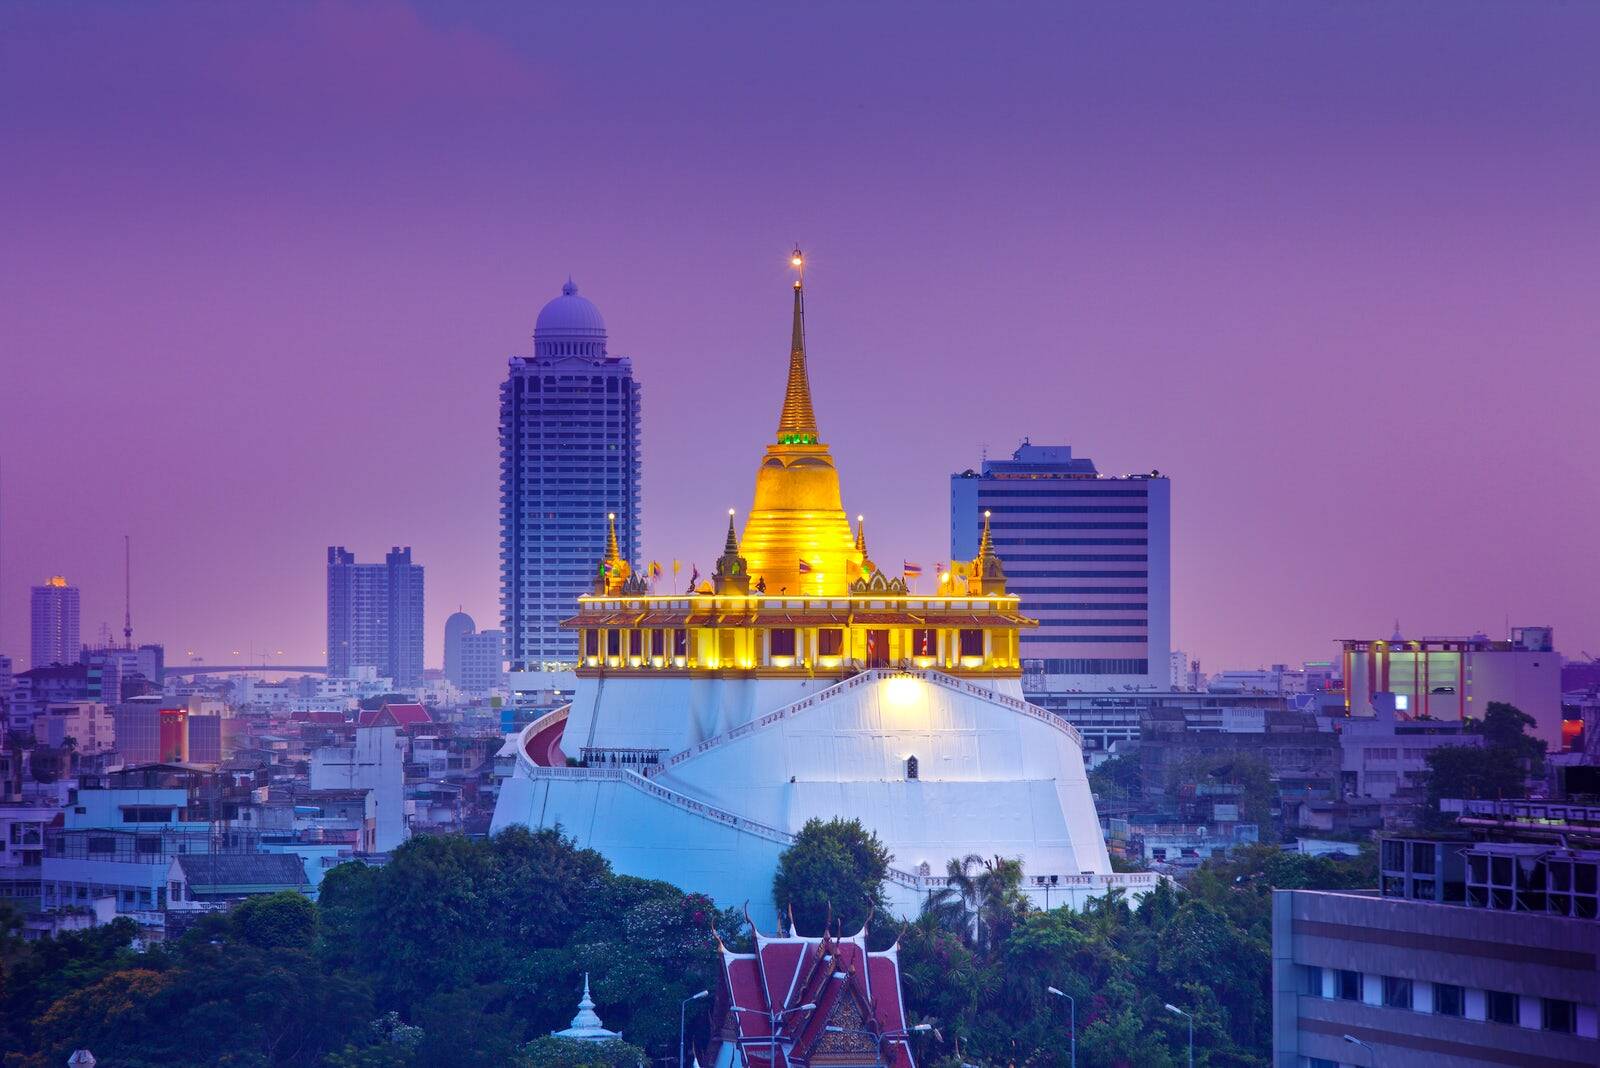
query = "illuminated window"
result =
(629, 630, 643, 657)
(911, 629, 936, 657)
(959, 629, 984, 658)
(606, 630, 621, 656)
(769, 629, 796, 657)
(818, 629, 843, 657)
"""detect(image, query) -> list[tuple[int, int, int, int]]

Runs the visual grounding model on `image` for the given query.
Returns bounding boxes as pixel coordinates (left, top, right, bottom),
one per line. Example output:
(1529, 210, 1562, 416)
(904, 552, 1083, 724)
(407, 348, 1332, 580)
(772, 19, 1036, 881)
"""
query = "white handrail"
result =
(524, 763, 1155, 895)
(658, 668, 1082, 774)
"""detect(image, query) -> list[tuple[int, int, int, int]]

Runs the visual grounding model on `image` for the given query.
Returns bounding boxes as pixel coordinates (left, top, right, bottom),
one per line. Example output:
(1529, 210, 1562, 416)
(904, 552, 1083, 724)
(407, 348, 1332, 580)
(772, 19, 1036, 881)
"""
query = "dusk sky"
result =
(2, 1, 1595, 672)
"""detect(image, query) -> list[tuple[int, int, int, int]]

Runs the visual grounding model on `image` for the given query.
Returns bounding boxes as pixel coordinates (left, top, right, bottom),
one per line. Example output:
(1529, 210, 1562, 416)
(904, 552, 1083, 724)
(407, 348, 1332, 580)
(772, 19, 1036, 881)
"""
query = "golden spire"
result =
(854, 514, 866, 553)
(776, 248, 819, 444)
(606, 511, 622, 563)
(970, 509, 1007, 596)
(724, 508, 740, 554)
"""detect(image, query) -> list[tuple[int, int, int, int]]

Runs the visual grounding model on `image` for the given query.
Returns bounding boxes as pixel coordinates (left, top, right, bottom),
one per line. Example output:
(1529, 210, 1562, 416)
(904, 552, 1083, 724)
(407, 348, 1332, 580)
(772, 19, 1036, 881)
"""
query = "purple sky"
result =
(2, 1, 1596, 673)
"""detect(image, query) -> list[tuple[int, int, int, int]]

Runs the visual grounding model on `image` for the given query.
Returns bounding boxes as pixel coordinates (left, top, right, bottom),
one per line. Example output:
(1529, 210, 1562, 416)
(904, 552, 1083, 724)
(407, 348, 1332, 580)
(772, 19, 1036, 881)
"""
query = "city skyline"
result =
(2, 2, 1596, 671)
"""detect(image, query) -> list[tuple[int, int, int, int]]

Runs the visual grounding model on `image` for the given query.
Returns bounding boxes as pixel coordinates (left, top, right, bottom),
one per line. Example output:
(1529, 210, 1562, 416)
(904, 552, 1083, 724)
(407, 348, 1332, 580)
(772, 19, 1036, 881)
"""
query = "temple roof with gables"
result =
(715, 911, 912, 1068)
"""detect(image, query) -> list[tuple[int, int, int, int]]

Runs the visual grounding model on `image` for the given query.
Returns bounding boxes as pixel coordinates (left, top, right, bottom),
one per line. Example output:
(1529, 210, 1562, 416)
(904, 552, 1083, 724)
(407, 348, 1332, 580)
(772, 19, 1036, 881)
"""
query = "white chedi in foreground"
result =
(551, 973, 622, 1043)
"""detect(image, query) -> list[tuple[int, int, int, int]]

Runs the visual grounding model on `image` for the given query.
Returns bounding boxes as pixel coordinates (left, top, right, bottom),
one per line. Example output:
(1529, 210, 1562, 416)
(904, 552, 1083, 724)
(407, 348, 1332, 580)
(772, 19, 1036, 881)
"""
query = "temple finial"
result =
(777, 248, 819, 444)
(724, 509, 740, 554)
(854, 514, 866, 553)
(606, 512, 621, 562)
(977, 509, 993, 558)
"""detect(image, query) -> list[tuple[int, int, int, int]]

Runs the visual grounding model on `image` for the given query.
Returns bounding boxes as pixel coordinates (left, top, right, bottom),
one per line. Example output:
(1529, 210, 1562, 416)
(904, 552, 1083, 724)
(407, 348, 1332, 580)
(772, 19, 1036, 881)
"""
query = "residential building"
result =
(326, 546, 425, 685)
(1341, 626, 1561, 745)
(951, 442, 1170, 703)
(443, 611, 474, 686)
(1273, 801, 1600, 1066)
(40, 764, 264, 923)
(166, 853, 309, 910)
(35, 702, 112, 753)
(443, 611, 506, 693)
(310, 725, 408, 852)
(500, 280, 641, 675)
(1051, 690, 1292, 758)
(113, 696, 226, 767)
(1332, 691, 1480, 804)
(29, 576, 80, 669)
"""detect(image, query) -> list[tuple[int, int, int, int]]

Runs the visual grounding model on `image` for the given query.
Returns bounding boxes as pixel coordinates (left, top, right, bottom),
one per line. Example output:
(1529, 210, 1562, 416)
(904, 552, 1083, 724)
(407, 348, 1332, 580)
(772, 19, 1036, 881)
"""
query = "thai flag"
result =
(798, 559, 813, 573)
(903, 562, 923, 577)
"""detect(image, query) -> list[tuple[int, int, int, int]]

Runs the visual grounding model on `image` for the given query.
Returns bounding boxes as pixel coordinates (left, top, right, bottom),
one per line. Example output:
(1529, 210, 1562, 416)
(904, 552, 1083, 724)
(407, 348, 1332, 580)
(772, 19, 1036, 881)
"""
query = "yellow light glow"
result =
(791, 255, 803, 267)
(884, 675, 923, 709)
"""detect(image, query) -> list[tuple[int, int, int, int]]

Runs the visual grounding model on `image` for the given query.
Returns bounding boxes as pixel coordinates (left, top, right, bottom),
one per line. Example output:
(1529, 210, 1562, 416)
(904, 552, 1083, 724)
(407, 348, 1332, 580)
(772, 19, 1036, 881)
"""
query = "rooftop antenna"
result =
(123, 534, 133, 649)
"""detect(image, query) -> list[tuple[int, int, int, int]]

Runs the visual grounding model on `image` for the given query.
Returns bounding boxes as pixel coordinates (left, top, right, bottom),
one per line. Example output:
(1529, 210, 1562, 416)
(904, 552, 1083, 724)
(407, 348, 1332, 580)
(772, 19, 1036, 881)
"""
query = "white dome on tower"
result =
(534, 279, 607, 357)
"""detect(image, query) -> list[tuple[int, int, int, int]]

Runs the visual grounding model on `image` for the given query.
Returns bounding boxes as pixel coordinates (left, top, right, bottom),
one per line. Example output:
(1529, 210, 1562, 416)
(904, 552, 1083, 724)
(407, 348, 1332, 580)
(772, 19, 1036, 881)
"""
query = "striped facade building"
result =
(951, 442, 1170, 703)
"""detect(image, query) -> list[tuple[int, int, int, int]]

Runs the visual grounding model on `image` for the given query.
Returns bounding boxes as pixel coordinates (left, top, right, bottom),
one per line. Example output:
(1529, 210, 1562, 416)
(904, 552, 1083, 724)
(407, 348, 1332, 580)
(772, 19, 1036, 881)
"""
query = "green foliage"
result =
(772, 817, 891, 937)
(232, 891, 318, 951)
(1088, 753, 1141, 802)
(2, 828, 740, 1067)
(1423, 703, 1545, 824)
(520, 1035, 648, 1068)
(1168, 751, 1276, 840)
(898, 844, 1375, 1067)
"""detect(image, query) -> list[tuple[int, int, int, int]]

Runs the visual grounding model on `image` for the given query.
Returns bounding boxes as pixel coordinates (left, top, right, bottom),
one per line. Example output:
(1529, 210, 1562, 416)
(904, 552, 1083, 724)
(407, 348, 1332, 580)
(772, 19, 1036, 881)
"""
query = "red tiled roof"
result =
(716, 918, 913, 1068)
(358, 703, 433, 728)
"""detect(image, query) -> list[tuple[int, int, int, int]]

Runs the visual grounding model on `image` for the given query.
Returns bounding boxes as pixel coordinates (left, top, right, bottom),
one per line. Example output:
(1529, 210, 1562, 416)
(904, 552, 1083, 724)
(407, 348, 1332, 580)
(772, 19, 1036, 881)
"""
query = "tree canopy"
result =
(772, 817, 891, 937)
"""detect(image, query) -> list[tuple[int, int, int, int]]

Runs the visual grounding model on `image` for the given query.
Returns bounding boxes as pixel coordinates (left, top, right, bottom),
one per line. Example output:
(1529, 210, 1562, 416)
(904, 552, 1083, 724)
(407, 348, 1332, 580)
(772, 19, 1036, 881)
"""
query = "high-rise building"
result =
(326, 546, 425, 685)
(443, 611, 506, 693)
(443, 611, 474, 684)
(951, 443, 1170, 704)
(500, 281, 641, 674)
(30, 576, 81, 669)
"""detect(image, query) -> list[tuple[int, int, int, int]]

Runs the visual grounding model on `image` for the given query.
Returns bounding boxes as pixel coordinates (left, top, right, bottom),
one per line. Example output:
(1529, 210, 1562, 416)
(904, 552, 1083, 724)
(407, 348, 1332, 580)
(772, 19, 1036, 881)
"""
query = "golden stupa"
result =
(571, 250, 1032, 678)
(738, 252, 862, 596)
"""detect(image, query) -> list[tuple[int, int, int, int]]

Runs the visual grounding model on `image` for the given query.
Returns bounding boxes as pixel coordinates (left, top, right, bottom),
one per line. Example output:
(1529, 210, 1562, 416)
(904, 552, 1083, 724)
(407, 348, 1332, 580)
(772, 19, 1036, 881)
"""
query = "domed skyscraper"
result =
(500, 280, 641, 678)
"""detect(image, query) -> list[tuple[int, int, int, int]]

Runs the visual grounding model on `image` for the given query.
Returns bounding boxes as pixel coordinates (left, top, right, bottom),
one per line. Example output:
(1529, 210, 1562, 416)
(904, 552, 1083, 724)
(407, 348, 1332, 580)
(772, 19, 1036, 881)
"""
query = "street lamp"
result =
(726, 1003, 817, 1068)
(1343, 1033, 1378, 1066)
(1046, 986, 1076, 1068)
(1164, 1004, 1192, 1068)
(680, 989, 709, 1068)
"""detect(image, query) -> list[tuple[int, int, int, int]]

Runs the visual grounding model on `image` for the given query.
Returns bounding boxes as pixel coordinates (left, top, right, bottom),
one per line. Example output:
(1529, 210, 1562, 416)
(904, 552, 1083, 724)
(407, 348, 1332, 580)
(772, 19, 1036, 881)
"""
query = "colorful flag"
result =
(649, 561, 663, 578)
(798, 559, 813, 574)
(672, 559, 682, 575)
(903, 562, 923, 577)
(690, 565, 700, 584)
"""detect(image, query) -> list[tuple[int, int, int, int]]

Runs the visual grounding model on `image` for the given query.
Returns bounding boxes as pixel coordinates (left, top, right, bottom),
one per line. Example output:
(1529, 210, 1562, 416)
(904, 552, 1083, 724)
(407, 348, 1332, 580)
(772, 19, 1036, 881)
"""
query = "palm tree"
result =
(925, 853, 1028, 957)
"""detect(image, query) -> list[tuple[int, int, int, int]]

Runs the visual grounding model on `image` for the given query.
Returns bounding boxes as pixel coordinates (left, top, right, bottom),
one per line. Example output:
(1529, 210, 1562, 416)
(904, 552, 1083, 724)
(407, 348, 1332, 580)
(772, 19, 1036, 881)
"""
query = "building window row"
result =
(1307, 966, 1585, 1035)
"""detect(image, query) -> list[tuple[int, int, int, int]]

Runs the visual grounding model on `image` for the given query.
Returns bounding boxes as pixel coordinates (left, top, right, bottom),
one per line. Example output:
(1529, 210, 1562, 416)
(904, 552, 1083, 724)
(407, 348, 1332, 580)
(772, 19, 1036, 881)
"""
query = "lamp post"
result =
(824, 1024, 932, 1067)
(680, 990, 709, 1068)
(726, 1002, 817, 1068)
(1342, 1033, 1378, 1067)
(1046, 986, 1076, 1068)
(1164, 1003, 1192, 1068)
